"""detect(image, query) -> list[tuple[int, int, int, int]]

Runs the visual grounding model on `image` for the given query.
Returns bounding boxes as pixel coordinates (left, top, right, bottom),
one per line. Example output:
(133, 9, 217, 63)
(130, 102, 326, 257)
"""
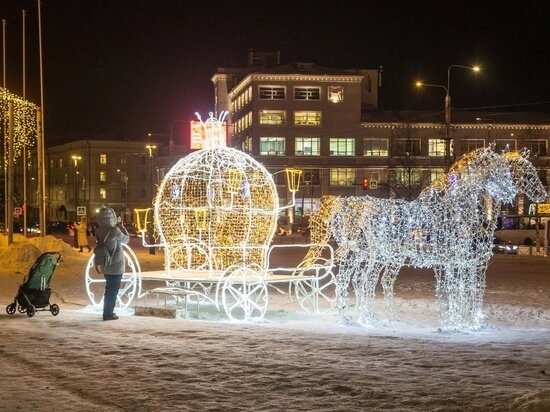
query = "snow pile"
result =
(0, 234, 80, 271)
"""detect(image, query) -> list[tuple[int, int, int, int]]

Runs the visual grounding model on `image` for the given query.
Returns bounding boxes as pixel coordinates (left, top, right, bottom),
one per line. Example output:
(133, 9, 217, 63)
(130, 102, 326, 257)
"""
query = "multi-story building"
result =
(44, 140, 164, 224)
(212, 51, 550, 216)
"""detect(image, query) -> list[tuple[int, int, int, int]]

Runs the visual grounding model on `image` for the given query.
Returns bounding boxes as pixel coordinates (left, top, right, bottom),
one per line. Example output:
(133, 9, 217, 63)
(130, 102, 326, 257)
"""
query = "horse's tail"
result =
(303, 195, 339, 265)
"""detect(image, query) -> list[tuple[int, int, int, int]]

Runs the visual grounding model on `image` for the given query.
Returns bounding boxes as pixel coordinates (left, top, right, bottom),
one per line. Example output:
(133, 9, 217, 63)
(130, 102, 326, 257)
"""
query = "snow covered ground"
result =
(0, 234, 549, 411)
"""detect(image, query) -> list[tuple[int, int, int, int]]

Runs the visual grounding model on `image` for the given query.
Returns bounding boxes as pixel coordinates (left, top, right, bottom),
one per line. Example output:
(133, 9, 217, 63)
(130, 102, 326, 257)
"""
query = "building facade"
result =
(212, 52, 550, 217)
(44, 140, 164, 224)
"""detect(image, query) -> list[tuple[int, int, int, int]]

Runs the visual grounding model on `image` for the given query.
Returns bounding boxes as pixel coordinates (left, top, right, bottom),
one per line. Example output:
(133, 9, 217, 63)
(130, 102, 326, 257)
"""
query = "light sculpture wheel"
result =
(85, 244, 141, 311)
(217, 263, 268, 321)
(289, 258, 335, 314)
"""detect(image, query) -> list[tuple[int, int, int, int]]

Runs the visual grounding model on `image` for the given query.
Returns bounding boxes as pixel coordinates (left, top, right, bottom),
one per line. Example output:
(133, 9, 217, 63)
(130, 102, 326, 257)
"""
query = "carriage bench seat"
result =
(143, 286, 201, 319)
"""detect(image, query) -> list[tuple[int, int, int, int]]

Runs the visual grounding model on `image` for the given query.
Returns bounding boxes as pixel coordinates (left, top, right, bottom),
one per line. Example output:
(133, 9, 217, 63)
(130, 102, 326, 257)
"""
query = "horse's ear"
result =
(488, 142, 496, 152)
(519, 147, 530, 159)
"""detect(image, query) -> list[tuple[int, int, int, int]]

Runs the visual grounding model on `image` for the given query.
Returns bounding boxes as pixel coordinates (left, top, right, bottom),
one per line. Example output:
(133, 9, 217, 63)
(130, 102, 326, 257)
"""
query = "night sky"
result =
(1, 0, 549, 146)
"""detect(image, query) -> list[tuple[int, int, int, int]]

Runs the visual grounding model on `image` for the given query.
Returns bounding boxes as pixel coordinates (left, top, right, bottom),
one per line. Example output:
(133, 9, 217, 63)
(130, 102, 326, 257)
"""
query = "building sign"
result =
(189, 120, 228, 149)
(77, 206, 87, 216)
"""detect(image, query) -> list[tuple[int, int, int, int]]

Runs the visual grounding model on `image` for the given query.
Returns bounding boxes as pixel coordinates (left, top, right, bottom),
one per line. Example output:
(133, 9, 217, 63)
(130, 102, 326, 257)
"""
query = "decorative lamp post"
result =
(415, 64, 480, 168)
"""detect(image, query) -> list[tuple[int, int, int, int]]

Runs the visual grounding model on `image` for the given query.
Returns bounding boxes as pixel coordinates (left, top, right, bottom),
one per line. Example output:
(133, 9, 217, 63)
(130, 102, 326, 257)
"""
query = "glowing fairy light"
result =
(311, 145, 546, 331)
(0, 87, 39, 162)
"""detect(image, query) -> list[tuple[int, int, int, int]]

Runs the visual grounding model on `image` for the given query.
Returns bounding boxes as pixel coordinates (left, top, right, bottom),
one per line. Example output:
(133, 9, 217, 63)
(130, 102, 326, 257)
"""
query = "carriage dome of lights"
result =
(153, 112, 279, 273)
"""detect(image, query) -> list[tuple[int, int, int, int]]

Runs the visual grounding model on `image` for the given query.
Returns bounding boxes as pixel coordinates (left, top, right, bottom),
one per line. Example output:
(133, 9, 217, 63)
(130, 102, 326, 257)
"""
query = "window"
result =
(495, 139, 517, 152)
(396, 168, 423, 185)
(430, 168, 445, 183)
(364, 169, 382, 185)
(294, 86, 320, 100)
(395, 139, 421, 156)
(100, 188, 106, 199)
(59, 158, 63, 168)
(259, 86, 285, 100)
(461, 139, 485, 153)
(428, 139, 452, 156)
(364, 138, 388, 156)
(294, 111, 321, 126)
(259, 137, 285, 155)
(120, 156, 127, 165)
(330, 138, 355, 156)
(100, 154, 107, 164)
(259, 110, 286, 125)
(99, 171, 107, 183)
(526, 140, 547, 156)
(330, 168, 355, 186)
(302, 169, 320, 185)
(295, 137, 320, 156)
(235, 111, 252, 133)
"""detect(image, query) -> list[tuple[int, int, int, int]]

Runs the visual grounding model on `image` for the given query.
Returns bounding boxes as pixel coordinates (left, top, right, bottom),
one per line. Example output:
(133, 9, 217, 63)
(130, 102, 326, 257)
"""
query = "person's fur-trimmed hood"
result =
(97, 207, 117, 228)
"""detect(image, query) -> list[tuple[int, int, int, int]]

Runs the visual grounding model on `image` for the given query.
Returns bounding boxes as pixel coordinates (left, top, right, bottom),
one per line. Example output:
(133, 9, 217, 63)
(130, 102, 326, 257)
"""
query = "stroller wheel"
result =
(26, 306, 36, 317)
(6, 303, 16, 315)
(18, 305, 26, 313)
(50, 304, 60, 316)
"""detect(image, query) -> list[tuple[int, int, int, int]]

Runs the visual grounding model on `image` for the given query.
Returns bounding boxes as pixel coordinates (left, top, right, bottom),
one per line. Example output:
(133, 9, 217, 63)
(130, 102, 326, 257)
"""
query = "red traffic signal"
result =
(362, 178, 369, 190)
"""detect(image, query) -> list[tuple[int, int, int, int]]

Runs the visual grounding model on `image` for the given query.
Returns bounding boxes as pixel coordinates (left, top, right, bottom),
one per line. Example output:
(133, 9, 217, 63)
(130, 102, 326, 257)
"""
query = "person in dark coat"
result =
(94, 207, 130, 321)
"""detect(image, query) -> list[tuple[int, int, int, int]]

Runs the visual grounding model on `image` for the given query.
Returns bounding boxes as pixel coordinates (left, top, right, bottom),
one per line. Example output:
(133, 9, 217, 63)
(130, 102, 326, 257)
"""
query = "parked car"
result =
(492, 238, 518, 255)
(46, 221, 70, 235)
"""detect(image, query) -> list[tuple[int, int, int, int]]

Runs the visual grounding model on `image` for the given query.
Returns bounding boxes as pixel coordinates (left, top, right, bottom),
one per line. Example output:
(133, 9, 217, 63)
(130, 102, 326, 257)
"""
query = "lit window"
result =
(294, 86, 320, 100)
(59, 158, 63, 168)
(330, 168, 356, 186)
(259, 110, 286, 125)
(395, 139, 421, 156)
(100, 154, 107, 164)
(100, 188, 106, 199)
(428, 139, 452, 156)
(330, 138, 355, 156)
(259, 86, 285, 100)
(461, 139, 485, 153)
(364, 138, 388, 156)
(294, 111, 321, 126)
(259, 137, 285, 155)
(99, 171, 107, 183)
(364, 169, 382, 185)
(396, 168, 423, 185)
(295, 137, 320, 156)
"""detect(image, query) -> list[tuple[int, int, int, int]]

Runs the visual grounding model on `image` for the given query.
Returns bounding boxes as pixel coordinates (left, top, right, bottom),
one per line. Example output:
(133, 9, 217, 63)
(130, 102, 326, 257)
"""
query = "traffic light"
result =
(362, 178, 369, 190)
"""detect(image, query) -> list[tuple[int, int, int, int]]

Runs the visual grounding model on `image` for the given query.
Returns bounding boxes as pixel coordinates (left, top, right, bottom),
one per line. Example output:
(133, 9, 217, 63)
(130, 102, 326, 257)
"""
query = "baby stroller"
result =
(6, 252, 62, 318)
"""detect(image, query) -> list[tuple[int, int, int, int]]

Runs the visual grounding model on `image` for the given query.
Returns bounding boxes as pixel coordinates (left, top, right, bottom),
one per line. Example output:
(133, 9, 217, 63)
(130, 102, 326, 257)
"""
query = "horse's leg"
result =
(381, 264, 401, 321)
(357, 259, 384, 324)
(466, 261, 488, 329)
(334, 251, 354, 323)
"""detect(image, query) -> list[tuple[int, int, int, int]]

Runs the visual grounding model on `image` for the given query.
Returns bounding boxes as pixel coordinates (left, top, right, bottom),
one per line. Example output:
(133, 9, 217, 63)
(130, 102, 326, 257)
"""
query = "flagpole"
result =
(37, 0, 47, 236)
(22, 9, 28, 237)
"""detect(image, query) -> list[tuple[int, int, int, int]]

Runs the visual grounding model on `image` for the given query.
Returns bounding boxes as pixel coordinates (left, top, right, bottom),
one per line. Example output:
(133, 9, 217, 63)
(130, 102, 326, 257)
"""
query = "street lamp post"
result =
(145, 144, 157, 255)
(415, 64, 480, 168)
(71, 155, 81, 221)
(117, 168, 128, 222)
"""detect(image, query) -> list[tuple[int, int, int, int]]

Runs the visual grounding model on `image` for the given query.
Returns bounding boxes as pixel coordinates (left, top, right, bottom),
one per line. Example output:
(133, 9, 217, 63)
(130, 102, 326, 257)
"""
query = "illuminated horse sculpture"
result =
(312, 147, 546, 330)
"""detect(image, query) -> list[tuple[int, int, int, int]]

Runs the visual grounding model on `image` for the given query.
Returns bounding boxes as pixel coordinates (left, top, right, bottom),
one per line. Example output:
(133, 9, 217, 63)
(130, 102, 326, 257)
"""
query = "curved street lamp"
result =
(415, 64, 481, 168)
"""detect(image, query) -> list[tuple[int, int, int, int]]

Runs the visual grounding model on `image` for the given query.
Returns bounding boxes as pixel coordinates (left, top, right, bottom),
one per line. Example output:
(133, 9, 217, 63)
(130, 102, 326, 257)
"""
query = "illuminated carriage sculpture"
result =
(85, 112, 335, 320)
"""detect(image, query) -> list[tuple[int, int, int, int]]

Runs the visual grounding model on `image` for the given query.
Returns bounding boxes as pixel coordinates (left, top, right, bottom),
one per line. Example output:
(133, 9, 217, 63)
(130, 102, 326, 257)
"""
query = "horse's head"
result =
(451, 147, 518, 203)
(503, 149, 547, 202)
